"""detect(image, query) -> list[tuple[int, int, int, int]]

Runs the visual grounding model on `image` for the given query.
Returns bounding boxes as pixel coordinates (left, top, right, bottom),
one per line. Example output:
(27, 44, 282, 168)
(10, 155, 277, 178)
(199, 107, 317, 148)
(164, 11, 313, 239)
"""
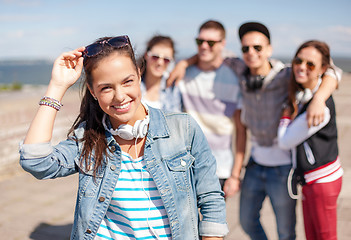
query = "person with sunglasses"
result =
(175, 19, 246, 198)
(139, 35, 182, 112)
(277, 40, 343, 240)
(232, 23, 340, 240)
(19, 35, 228, 240)
(167, 21, 341, 239)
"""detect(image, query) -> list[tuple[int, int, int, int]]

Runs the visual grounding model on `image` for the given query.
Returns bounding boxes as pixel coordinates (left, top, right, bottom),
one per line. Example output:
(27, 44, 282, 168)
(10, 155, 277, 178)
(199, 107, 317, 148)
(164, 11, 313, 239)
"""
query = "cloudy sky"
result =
(0, 0, 350, 61)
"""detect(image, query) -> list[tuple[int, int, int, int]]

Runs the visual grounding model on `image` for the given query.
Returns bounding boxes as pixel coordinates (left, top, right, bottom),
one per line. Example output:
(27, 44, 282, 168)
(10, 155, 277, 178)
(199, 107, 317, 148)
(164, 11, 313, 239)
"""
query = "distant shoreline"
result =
(0, 56, 350, 86)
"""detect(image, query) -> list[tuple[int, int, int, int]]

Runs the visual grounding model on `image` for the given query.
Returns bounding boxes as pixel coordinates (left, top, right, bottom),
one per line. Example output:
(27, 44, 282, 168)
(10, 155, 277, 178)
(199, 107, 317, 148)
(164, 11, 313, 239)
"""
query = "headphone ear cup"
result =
(296, 88, 313, 104)
(133, 120, 142, 139)
(295, 90, 304, 103)
(133, 119, 149, 139)
(303, 88, 313, 103)
(138, 119, 149, 138)
(246, 75, 264, 91)
(116, 124, 135, 140)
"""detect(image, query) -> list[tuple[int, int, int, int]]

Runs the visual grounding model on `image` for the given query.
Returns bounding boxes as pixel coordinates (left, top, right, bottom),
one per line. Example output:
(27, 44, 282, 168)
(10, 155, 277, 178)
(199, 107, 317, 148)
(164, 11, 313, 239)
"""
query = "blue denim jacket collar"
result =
(147, 107, 170, 139)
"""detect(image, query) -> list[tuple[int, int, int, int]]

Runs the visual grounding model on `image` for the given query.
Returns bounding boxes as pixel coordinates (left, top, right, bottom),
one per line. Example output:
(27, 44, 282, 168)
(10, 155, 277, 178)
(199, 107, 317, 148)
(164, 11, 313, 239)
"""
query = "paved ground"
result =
(0, 74, 350, 240)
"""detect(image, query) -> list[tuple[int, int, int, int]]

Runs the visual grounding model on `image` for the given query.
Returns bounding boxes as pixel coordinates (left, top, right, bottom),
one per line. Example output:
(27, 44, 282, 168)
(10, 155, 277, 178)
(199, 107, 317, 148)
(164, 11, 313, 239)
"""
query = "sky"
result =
(0, 0, 350, 61)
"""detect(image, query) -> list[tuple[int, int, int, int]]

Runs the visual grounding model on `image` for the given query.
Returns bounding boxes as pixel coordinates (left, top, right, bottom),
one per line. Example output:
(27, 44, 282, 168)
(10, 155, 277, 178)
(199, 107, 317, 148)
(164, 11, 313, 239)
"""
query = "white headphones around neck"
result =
(295, 78, 322, 105)
(295, 88, 313, 105)
(102, 114, 149, 140)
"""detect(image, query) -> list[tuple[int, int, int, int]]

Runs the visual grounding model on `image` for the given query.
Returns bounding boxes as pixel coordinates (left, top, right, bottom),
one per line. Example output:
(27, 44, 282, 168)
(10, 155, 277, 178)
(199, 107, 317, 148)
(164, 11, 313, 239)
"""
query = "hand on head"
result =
(50, 47, 85, 90)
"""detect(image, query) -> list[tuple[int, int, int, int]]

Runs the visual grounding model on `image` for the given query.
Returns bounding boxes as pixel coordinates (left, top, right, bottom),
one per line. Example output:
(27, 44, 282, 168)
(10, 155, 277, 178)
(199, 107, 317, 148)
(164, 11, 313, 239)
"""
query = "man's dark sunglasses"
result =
(195, 38, 222, 48)
(241, 45, 263, 53)
(83, 35, 130, 58)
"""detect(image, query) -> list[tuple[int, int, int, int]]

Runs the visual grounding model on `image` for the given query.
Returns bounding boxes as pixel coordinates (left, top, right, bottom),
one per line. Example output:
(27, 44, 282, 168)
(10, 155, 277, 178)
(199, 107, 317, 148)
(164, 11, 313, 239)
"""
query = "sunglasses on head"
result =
(195, 38, 222, 48)
(83, 35, 130, 58)
(147, 52, 172, 65)
(292, 57, 316, 71)
(241, 45, 263, 53)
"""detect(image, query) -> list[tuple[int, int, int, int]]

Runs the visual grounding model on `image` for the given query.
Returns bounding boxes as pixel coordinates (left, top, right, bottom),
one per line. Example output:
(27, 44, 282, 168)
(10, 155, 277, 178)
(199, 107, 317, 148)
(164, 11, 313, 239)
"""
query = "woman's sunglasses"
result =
(147, 52, 172, 65)
(292, 57, 316, 71)
(195, 38, 222, 48)
(241, 45, 263, 53)
(83, 35, 130, 58)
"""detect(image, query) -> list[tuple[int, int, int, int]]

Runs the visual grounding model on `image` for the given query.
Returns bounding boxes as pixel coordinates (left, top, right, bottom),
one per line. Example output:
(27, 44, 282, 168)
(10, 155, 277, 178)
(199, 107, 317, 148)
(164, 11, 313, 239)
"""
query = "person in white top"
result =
(278, 40, 343, 240)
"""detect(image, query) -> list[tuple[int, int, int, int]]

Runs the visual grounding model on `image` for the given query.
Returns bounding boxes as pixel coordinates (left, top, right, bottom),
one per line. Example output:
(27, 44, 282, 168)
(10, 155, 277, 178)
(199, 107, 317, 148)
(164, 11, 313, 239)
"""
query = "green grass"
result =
(0, 82, 23, 91)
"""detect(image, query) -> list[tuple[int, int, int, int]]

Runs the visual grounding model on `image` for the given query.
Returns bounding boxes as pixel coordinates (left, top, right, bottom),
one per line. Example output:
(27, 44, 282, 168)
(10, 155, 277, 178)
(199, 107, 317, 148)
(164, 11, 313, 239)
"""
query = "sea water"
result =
(0, 57, 350, 85)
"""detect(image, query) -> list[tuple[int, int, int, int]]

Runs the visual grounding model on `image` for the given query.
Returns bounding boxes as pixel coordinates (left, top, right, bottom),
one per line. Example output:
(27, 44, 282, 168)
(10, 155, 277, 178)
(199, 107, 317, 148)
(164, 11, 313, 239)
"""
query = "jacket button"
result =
(110, 165, 116, 171)
(180, 160, 186, 166)
(99, 196, 105, 202)
(110, 146, 116, 152)
(86, 228, 92, 234)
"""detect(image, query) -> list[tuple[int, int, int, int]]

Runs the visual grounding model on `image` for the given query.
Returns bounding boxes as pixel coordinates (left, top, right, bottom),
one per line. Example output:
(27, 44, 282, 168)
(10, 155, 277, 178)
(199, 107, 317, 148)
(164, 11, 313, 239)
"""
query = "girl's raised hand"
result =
(50, 47, 85, 90)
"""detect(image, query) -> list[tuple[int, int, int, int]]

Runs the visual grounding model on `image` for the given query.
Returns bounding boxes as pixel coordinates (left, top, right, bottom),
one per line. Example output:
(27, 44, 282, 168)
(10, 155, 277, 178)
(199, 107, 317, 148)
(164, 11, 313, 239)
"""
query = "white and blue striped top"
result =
(95, 152, 172, 240)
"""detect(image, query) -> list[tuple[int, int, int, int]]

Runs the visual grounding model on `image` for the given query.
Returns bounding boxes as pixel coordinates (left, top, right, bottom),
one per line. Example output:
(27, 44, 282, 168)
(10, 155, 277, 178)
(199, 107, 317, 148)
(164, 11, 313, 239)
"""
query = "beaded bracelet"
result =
(39, 96, 63, 111)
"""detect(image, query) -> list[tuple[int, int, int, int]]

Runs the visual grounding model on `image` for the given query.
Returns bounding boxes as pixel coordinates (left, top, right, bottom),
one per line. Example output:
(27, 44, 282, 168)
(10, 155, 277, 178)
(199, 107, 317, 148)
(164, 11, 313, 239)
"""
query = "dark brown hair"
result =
(199, 20, 226, 39)
(69, 36, 141, 177)
(145, 35, 175, 56)
(288, 40, 331, 117)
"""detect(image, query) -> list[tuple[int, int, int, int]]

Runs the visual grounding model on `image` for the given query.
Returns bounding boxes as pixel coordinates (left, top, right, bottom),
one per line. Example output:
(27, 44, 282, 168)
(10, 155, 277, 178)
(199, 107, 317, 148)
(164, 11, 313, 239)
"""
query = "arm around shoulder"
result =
(306, 62, 341, 127)
(166, 54, 198, 87)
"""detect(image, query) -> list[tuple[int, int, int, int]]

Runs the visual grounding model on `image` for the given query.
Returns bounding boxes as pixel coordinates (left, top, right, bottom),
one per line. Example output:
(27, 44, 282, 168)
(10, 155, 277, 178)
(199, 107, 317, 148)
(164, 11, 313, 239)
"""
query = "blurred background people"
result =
(236, 22, 340, 240)
(278, 40, 343, 240)
(177, 20, 246, 197)
(167, 21, 341, 240)
(140, 35, 182, 112)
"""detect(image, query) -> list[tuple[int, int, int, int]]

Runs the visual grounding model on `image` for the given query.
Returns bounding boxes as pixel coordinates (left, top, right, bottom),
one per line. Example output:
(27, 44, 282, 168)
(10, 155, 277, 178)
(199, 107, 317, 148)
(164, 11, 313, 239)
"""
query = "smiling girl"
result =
(278, 40, 343, 240)
(19, 35, 228, 240)
(140, 35, 182, 112)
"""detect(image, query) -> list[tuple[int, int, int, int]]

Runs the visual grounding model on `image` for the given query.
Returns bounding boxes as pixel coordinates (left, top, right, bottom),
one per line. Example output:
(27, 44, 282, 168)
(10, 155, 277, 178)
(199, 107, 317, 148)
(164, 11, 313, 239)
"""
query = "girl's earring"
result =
(93, 96, 97, 100)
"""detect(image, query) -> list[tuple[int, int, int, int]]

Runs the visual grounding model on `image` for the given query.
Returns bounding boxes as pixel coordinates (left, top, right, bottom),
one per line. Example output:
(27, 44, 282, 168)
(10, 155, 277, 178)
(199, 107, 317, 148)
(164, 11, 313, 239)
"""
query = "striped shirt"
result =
(179, 64, 241, 179)
(304, 157, 343, 184)
(95, 152, 171, 240)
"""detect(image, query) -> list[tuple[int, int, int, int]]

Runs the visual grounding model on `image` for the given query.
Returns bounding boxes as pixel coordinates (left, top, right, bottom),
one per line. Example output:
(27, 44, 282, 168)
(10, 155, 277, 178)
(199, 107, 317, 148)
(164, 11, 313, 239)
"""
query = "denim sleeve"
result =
(19, 138, 79, 180)
(188, 116, 229, 237)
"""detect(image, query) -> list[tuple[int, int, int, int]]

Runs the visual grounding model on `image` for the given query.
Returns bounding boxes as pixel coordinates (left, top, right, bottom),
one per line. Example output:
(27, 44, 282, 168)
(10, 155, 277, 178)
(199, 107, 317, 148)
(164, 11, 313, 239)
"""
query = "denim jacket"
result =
(19, 107, 228, 240)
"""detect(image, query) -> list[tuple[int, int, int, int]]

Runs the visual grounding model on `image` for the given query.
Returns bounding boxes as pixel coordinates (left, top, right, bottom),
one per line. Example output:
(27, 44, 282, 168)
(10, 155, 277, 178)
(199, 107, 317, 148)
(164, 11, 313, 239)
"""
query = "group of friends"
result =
(19, 19, 343, 240)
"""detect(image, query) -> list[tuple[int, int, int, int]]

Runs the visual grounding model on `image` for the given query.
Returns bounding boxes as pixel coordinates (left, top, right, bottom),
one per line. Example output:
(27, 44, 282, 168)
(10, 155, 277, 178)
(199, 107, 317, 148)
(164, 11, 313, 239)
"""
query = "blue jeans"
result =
(240, 158, 296, 240)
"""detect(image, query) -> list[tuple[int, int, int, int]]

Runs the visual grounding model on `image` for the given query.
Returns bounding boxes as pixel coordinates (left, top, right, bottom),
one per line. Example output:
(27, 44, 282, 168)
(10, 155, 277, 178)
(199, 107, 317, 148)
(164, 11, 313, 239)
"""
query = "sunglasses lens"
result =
(293, 57, 303, 65)
(306, 62, 316, 71)
(207, 41, 216, 47)
(84, 35, 130, 58)
(196, 39, 203, 46)
(254, 45, 263, 52)
(107, 35, 129, 48)
(148, 53, 172, 65)
(241, 46, 249, 53)
(84, 43, 102, 57)
(151, 55, 160, 61)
